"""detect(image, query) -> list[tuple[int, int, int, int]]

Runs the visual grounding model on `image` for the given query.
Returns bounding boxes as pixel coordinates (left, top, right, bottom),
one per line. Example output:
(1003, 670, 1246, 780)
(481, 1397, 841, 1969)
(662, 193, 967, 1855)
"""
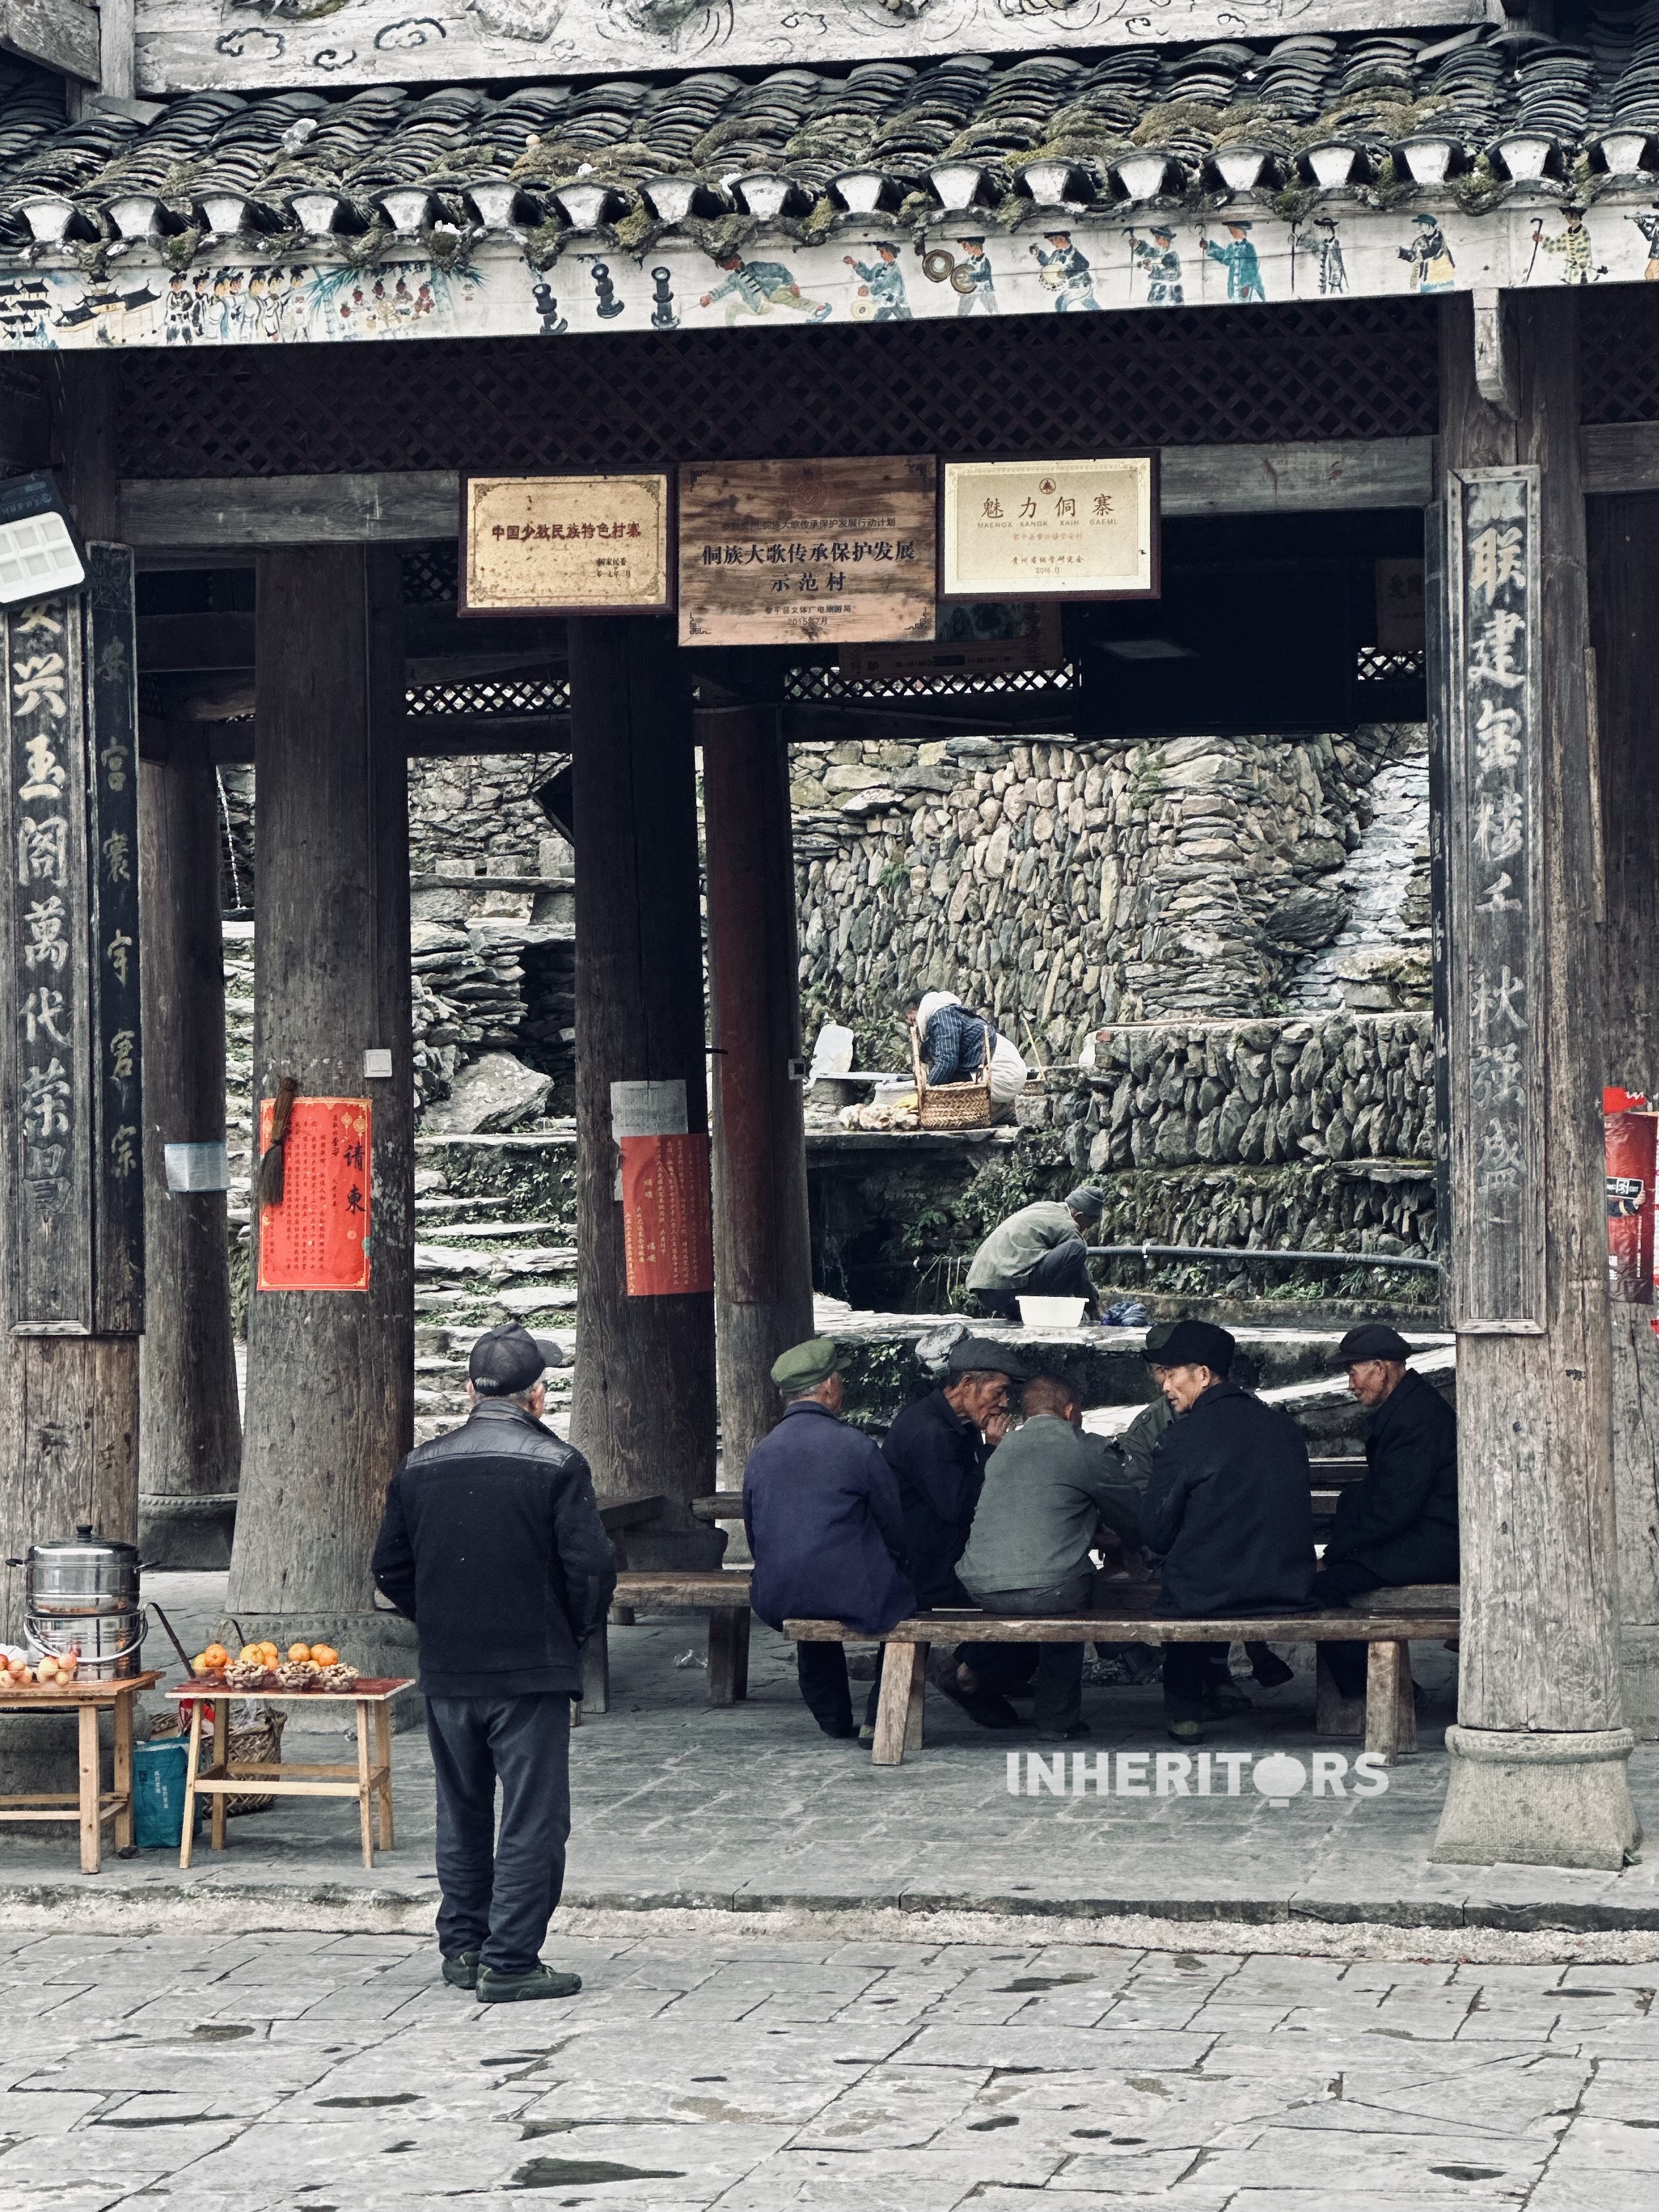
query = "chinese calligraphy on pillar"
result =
(1444, 468, 1543, 1332)
(255, 1097, 373, 1292)
(0, 550, 145, 1335)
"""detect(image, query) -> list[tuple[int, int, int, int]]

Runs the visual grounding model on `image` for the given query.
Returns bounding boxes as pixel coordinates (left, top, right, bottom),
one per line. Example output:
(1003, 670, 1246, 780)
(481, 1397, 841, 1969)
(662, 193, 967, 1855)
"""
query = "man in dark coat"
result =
(373, 1323, 616, 2004)
(881, 1334, 1030, 1726)
(743, 1337, 916, 1741)
(1314, 1322, 1459, 1699)
(1141, 1318, 1315, 1740)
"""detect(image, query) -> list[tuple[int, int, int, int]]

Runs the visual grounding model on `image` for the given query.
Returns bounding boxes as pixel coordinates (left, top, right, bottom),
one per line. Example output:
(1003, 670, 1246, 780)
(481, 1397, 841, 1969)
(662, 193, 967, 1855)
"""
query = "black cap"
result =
(1144, 1318, 1236, 1372)
(1335, 1323, 1412, 1366)
(946, 1334, 1030, 1381)
(469, 1322, 557, 1396)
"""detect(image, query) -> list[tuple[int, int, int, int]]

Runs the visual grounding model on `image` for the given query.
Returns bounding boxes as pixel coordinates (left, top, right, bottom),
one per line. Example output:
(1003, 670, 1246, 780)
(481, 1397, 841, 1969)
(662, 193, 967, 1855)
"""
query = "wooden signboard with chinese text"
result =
(940, 456, 1158, 601)
(679, 458, 935, 648)
(1444, 468, 1544, 1334)
(256, 1097, 372, 1293)
(620, 1132, 714, 1297)
(461, 474, 672, 616)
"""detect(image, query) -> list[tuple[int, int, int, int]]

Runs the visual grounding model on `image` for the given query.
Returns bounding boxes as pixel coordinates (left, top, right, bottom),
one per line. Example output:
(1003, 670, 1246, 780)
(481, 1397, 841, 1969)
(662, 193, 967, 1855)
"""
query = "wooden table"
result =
(170, 1678, 417, 1870)
(0, 1672, 160, 1873)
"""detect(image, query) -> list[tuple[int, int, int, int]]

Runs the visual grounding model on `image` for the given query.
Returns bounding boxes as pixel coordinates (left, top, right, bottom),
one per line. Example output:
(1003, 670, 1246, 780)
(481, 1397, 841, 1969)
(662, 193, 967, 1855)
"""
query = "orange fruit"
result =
(308, 1644, 339, 1668)
(203, 1643, 229, 1668)
(288, 1642, 312, 1663)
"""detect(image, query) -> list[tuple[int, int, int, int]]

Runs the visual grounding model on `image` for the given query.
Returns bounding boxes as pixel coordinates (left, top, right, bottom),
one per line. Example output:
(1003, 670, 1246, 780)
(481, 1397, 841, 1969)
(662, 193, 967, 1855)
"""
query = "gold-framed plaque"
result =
(678, 457, 935, 648)
(940, 455, 1159, 602)
(461, 472, 673, 616)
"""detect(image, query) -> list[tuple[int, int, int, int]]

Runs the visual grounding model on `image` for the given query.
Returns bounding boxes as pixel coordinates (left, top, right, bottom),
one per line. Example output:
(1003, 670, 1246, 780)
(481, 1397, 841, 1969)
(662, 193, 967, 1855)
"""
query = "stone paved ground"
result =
(3, 1926, 1659, 2211)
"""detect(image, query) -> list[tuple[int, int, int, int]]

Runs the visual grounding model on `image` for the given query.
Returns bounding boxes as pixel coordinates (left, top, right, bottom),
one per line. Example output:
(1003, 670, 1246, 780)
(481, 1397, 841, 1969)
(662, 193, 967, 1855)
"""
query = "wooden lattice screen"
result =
(117, 297, 1442, 480)
(1580, 286, 1659, 426)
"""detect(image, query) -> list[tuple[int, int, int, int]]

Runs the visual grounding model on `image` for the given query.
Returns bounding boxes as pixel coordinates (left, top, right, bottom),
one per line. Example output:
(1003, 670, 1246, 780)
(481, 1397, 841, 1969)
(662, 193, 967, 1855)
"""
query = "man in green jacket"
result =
(967, 1187, 1104, 1321)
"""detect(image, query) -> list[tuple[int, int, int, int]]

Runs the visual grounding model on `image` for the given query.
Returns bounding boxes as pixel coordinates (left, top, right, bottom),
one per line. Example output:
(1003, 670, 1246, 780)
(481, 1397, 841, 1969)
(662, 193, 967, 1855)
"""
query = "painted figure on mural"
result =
(1128, 223, 1183, 303)
(1299, 217, 1347, 296)
(698, 252, 831, 324)
(1398, 212, 1455, 292)
(1529, 206, 1601, 284)
(1631, 206, 1659, 280)
(952, 236, 997, 314)
(1204, 217, 1265, 301)
(844, 243, 912, 320)
(163, 272, 194, 344)
(1031, 231, 1101, 310)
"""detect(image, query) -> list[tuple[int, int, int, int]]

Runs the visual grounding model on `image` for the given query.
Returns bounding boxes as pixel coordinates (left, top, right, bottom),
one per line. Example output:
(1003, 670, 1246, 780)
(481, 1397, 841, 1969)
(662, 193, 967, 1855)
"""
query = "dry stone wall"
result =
(792, 724, 1431, 1068)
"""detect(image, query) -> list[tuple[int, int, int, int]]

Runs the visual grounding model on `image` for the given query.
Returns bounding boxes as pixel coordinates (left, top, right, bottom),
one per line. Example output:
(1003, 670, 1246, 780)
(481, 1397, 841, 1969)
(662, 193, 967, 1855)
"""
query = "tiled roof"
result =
(3, 7, 1658, 252)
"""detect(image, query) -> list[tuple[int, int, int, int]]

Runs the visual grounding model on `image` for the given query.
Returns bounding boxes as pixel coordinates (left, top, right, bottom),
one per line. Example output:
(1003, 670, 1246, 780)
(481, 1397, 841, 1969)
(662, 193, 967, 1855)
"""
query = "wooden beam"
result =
(1159, 438, 1435, 514)
(137, 611, 255, 671)
(0, 0, 98, 79)
(1582, 423, 1659, 498)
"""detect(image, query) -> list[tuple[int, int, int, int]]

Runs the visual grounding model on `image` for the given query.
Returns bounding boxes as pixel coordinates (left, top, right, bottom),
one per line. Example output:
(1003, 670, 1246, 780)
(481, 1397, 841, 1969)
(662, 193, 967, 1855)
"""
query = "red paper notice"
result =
(620, 1133, 714, 1296)
(257, 1097, 373, 1293)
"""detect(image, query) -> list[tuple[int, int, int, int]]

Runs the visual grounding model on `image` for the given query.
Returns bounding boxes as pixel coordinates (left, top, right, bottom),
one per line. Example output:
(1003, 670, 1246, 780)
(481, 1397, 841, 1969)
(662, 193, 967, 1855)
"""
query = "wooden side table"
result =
(0, 1672, 160, 1873)
(169, 1678, 417, 1871)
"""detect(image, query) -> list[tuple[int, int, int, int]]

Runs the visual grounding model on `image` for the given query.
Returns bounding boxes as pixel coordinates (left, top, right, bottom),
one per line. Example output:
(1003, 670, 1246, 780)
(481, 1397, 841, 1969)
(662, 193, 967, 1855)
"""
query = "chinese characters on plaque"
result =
(86, 548, 143, 1332)
(461, 474, 672, 614)
(256, 1097, 373, 1292)
(1445, 468, 1542, 1332)
(940, 456, 1157, 600)
(678, 457, 937, 647)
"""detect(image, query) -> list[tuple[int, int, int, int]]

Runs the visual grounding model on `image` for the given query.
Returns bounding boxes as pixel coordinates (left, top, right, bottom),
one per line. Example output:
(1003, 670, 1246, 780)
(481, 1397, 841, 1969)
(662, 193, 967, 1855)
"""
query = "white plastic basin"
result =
(1016, 1296, 1089, 1330)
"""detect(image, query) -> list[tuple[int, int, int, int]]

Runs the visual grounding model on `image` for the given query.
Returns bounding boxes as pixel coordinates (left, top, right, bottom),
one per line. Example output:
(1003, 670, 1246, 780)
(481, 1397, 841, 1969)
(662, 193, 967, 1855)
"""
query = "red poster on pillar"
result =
(620, 1133, 713, 1297)
(257, 1097, 373, 1293)
(1605, 1091, 1656, 1307)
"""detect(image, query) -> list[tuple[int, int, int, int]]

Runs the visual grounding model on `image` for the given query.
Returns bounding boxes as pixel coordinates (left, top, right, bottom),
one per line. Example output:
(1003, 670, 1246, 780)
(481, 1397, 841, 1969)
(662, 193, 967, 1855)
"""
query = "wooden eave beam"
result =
(0, 0, 100, 79)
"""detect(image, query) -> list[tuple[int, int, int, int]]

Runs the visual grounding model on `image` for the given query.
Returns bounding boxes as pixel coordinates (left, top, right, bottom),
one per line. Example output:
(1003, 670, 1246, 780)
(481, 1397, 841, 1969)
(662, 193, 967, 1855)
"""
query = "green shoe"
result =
(441, 1950, 481, 1990)
(1166, 1718, 1206, 1744)
(476, 1963, 583, 2004)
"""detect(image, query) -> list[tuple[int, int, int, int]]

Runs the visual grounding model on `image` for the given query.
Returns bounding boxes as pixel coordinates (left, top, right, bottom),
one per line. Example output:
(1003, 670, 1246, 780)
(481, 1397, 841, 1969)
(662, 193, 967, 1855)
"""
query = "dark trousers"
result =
(796, 1643, 882, 1736)
(1163, 1641, 1231, 1722)
(971, 1237, 1095, 1321)
(1313, 1560, 1387, 1701)
(426, 1692, 572, 1976)
(966, 1572, 1094, 1731)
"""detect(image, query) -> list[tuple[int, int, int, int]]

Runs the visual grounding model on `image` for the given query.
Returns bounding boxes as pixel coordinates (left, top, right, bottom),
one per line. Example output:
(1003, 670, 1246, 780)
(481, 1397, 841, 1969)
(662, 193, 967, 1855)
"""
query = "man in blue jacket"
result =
(1141, 1319, 1314, 1740)
(744, 1337, 916, 1740)
(373, 1323, 616, 2003)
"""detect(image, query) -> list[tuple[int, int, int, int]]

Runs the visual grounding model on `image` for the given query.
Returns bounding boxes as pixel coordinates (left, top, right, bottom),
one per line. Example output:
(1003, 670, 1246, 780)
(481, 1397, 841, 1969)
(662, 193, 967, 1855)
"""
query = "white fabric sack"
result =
(988, 1033, 1028, 1105)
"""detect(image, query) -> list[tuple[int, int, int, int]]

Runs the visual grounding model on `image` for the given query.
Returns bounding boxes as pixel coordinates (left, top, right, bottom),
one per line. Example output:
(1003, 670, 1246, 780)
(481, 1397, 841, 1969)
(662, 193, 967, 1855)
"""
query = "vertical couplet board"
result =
(1424, 503, 1452, 1265)
(1444, 467, 1544, 1332)
(86, 546, 143, 1334)
(1, 591, 94, 1332)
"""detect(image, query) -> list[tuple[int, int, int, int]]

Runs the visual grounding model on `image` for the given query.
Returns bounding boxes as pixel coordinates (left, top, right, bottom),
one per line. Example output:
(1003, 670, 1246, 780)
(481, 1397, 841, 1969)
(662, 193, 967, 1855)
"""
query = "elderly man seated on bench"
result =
(743, 1337, 916, 1743)
(1142, 1319, 1316, 1743)
(1315, 1322, 1459, 1702)
(956, 1374, 1142, 1742)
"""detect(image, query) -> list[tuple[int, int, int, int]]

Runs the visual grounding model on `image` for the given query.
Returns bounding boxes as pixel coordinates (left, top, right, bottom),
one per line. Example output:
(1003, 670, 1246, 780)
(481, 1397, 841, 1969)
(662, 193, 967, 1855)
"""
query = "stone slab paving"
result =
(1, 1594, 1657, 1940)
(1, 1926, 1658, 2209)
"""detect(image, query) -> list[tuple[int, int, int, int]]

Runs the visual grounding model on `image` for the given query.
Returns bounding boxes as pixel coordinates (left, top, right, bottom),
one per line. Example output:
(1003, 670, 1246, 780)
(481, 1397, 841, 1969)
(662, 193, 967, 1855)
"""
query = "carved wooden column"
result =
(1430, 291, 1639, 1868)
(138, 721, 241, 1568)
(703, 704, 814, 1474)
(227, 547, 415, 1660)
(1589, 491, 1659, 1738)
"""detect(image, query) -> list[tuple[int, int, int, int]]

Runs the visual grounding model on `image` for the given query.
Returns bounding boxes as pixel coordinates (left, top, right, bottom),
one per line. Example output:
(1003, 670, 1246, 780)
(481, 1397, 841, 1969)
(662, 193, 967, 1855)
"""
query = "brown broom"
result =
(257, 1076, 300, 1208)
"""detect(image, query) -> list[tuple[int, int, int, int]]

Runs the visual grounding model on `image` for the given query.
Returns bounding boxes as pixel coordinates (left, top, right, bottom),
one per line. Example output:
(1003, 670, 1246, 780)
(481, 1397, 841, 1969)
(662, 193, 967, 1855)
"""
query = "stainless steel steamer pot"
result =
(9, 1524, 146, 1679)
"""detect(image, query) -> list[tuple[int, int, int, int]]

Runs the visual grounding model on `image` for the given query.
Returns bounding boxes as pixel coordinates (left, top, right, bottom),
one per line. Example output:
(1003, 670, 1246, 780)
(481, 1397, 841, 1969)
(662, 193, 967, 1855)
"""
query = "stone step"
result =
(413, 1243, 576, 1280)
(410, 1216, 570, 1241)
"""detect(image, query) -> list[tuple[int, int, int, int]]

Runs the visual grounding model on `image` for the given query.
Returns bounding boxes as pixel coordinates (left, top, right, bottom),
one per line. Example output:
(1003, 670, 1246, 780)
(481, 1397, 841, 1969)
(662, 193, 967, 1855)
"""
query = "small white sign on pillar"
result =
(164, 1141, 230, 1193)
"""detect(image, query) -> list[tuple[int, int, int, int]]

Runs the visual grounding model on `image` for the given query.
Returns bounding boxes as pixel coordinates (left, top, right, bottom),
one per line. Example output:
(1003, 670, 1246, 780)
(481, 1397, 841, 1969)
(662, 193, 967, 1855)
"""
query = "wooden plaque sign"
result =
(461, 474, 672, 616)
(941, 456, 1158, 601)
(1443, 466, 1544, 1334)
(256, 1096, 372, 1293)
(620, 1132, 714, 1297)
(678, 457, 936, 648)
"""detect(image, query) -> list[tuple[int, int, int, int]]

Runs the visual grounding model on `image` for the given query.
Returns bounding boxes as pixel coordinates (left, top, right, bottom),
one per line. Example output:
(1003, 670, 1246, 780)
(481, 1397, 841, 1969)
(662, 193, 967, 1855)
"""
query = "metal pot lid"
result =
(28, 1522, 139, 1564)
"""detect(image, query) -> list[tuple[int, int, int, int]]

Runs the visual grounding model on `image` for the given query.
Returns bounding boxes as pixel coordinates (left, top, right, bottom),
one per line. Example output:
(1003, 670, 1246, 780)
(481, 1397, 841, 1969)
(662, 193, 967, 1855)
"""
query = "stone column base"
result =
(140, 1493, 237, 1571)
(1431, 1725, 1643, 1869)
(1620, 1626, 1659, 1742)
(214, 1611, 423, 1731)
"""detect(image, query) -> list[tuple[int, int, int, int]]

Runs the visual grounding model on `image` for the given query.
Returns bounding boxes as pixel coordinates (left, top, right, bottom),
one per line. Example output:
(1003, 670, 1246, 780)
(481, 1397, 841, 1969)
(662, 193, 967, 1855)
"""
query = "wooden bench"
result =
(580, 1569, 753, 1714)
(787, 1586, 1459, 1767)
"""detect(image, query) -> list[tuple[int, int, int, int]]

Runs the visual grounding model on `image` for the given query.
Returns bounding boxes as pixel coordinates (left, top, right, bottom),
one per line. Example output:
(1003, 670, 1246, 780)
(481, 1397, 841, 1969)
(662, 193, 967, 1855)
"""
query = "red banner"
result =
(257, 1097, 372, 1293)
(1605, 1093, 1656, 1307)
(620, 1133, 713, 1297)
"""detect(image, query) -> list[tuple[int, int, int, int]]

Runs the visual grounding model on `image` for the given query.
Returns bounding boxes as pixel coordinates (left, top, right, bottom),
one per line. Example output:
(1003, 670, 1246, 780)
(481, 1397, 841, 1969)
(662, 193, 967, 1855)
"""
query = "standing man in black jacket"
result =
(373, 1322, 616, 2004)
(1141, 1319, 1315, 1741)
(1314, 1322, 1458, 1699)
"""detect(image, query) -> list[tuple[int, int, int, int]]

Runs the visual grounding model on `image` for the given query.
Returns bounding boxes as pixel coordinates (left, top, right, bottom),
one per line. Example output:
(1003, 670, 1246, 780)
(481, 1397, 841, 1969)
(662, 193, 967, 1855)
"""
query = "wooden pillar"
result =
(703, 705, 814, 1473)
(138, 722, 241, 1568)
(1430, 291, 1639, 1867)
(226, 548, 415, 1654)
(569, 618, 720, 1561)
(0, 358, 141, 1646)
(1589, 491, 1659, 1738)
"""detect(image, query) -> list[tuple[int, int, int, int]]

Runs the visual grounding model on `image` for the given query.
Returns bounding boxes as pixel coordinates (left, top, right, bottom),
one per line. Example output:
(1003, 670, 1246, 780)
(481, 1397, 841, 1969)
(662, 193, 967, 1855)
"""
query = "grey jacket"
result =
(958, 1414, 1142, 1596)
(1117, 1392, 1172, 1495)
(966, 1200, 1079, 1292)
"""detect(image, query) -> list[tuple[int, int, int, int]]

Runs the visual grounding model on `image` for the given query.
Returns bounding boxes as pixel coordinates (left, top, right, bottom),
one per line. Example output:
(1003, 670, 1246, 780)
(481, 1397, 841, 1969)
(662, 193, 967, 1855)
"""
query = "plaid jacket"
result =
(921, 1002, 997, 1085)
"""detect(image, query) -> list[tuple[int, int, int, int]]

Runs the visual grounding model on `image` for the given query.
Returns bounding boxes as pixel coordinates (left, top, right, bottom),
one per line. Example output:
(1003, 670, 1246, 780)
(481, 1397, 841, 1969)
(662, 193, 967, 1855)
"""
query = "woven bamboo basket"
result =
(911, 1025, 993, 1129)
(151, 1704, 287, 1816)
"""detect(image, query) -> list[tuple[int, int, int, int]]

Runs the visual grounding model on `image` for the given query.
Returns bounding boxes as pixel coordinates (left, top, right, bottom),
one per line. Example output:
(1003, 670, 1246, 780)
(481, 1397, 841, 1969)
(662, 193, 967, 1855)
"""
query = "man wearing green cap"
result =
(743, 1338, 916, 1740)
